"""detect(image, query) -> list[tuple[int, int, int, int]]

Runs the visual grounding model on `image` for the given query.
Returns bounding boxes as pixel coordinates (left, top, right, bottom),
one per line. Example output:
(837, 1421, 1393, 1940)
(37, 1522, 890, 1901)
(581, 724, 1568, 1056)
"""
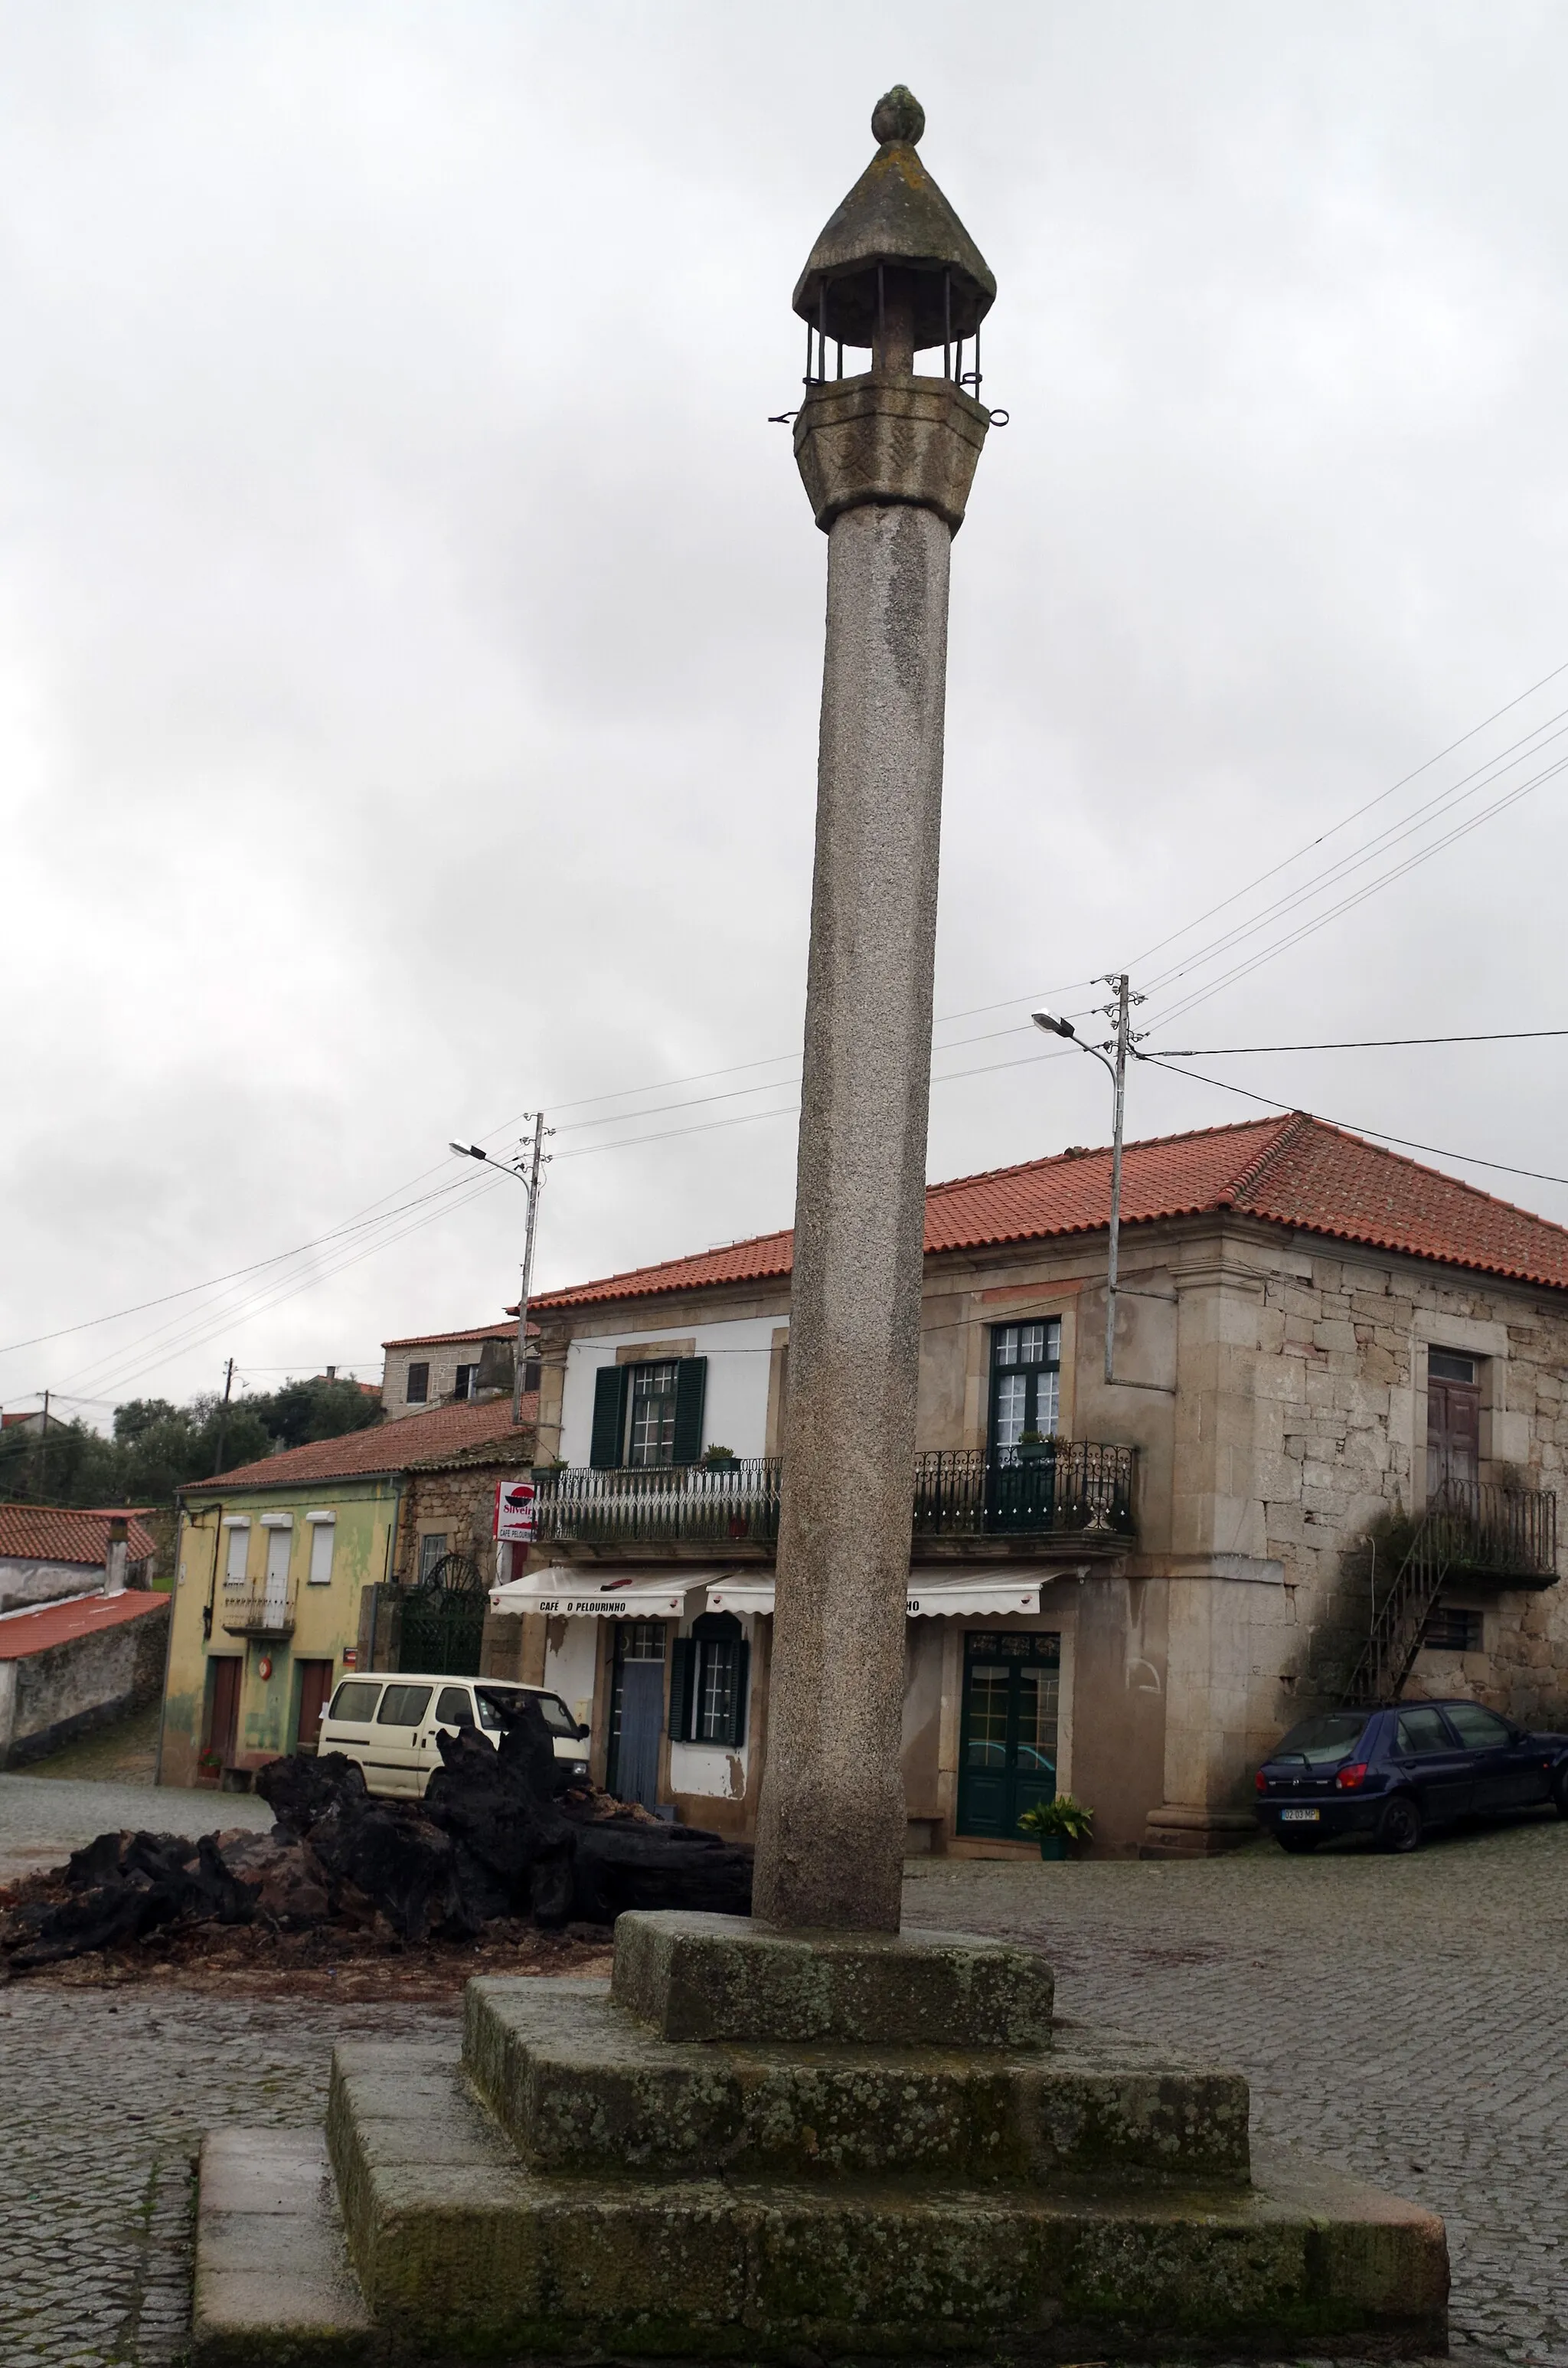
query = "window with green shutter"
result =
(588, 1354, 707, 1468)
(590, 1366, 630, 1469)
(668, 1612, 748, 1747)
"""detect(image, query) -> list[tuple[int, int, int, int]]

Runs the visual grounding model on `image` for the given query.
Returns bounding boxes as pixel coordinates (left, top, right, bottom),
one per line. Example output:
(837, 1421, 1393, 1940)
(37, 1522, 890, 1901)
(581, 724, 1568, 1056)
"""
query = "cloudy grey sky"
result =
(5, 0, 1568, 1421)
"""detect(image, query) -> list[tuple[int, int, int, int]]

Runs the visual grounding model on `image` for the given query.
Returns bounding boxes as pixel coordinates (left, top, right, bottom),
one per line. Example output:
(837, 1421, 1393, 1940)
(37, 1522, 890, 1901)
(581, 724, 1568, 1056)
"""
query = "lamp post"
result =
(1034, 973, 1150, 1388)
(449, 1112, 549, 1425)
(753, 89, 996, 1935)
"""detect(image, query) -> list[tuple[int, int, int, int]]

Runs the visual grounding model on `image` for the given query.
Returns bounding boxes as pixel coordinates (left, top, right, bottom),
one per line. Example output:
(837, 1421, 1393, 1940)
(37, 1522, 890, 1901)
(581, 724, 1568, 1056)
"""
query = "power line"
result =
(1145, 744, 1568, 1032)
(1137, 726, 1568, 1014)
(1123, 655, 1568, 973)
(0, 1173, 484, 1360)
(1153, 1028, 1568, 1055)
(1138, 1056, 1568, 1192)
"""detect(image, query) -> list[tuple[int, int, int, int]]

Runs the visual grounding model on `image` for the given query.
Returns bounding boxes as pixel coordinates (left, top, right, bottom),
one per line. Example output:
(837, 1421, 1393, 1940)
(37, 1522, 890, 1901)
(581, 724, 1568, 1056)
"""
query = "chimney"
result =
(104, 1516, 129, 1598)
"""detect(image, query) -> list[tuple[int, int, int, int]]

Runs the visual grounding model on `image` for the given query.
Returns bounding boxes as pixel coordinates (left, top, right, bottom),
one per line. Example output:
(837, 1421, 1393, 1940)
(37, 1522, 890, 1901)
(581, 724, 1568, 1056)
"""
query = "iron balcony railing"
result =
(1434, 1479, 1557, 1579)
(533, 1441, 1136, 1552)
(911, 1444, 1137, 1540)
(219, 1584, 298, 1640)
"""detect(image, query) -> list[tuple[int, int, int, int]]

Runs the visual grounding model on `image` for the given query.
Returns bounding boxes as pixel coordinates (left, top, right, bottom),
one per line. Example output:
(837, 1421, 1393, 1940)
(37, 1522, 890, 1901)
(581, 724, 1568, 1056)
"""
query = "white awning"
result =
(703, 1576, 1048, 1619)
(704, 1578, 778, 1617)
(489, 1565, 717, 1618)
(904, 1578, 1044, 1617)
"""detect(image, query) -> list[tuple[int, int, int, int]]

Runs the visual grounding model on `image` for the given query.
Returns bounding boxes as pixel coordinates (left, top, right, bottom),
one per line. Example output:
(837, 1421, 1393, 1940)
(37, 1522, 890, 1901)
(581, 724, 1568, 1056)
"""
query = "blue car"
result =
(1255, 1699, 1568, 1854)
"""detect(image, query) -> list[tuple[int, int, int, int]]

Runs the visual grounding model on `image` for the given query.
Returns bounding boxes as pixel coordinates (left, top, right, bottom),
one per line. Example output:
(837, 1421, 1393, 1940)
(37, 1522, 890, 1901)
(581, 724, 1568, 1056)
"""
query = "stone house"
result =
(380, 1321, 541, 1420)
(505, 1114, 1568, 1857)
(0, 1504, 168, 1765)
(159, 1395, 536, 1790)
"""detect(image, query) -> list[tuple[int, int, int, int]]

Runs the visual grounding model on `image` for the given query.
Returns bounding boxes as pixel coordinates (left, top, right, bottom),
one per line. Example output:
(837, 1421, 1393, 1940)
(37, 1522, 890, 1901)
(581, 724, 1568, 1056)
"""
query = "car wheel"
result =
(1376, 1794, 1423, 1854)
(1276, 1830, 1320, 1855)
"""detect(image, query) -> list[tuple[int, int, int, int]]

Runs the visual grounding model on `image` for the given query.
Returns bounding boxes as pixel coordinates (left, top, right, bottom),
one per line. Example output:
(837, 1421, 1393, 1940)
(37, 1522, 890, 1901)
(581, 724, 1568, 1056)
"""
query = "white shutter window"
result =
(308, 1523, 335, 1585)
(224, 1526, 250, 1585)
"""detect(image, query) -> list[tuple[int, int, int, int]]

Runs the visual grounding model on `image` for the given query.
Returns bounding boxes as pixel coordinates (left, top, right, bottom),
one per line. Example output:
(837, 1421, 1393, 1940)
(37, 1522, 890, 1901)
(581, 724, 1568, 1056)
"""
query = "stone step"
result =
(191, 2128, 374, 2366)
(461, 1976, 1252, 2185)
(307, 2039, 1445, 2363)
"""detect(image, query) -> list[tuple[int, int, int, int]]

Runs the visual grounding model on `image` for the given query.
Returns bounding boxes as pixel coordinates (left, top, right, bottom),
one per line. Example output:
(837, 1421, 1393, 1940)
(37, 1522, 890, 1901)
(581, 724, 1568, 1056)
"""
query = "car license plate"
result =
(1279, 1807, 1320, 1823)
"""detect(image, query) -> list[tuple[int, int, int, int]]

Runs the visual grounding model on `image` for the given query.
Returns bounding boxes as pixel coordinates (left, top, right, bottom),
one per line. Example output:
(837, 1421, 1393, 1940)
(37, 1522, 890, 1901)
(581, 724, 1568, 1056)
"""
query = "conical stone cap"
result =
(793, 87, 995, 350)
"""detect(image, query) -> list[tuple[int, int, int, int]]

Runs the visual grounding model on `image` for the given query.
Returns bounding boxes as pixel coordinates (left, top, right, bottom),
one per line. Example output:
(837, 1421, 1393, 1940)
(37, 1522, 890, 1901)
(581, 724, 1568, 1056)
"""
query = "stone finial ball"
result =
(871, 86, 924, 146)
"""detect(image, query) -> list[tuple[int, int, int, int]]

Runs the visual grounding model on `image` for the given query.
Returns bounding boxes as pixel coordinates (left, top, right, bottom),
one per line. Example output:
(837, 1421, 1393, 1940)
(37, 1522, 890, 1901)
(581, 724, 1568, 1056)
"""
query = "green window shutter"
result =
(671, 1356, 707, 1465)
(590, 1366, 629, 1469)
(668, 1637, 695, 1742)
(723, 1640, 750, 1747)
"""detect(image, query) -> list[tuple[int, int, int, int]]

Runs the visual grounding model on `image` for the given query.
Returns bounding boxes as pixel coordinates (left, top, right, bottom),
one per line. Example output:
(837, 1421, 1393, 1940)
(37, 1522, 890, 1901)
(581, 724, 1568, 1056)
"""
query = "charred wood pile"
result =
(1, 1695, 752, 1974)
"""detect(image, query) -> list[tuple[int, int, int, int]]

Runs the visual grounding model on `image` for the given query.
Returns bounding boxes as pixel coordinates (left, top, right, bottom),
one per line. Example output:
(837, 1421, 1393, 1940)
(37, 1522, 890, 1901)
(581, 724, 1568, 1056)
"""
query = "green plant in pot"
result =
(701, 1443, 740, 1467)
(1015, 1429, 1049, 1463)
(1017, 1794, 1093, 1859)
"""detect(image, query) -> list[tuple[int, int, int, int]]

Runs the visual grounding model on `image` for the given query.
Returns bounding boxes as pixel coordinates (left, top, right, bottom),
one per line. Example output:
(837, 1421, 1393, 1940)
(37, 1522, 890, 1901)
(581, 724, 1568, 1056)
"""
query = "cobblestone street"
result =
(3, 1811, 1564, 2363)
(913, 1814, 1568, 2366)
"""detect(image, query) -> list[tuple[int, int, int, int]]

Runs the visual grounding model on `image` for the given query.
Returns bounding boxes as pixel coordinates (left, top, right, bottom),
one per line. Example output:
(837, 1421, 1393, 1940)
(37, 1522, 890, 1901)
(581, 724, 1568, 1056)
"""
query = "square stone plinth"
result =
(610, 1910, 1054, 2048)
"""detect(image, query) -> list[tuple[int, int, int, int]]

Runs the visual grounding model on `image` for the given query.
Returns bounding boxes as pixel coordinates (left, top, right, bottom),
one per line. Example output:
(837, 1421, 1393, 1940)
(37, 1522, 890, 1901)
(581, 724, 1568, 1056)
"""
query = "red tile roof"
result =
(0, 1505, 158, 1566)
(0, 1587, 166, 1661)
(381, 1320, 520, 1350)
(531, 1115, 1568, 1309)
(192, 1393, 540, 1493)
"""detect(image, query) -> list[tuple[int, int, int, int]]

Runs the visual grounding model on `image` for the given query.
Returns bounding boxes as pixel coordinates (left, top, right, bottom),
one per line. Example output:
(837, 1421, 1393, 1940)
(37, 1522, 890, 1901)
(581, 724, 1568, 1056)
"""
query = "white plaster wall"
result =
(541, 1618, 601, 1737)
(0, 1557, 104, 1613)
(558, 1319, 780, 1464)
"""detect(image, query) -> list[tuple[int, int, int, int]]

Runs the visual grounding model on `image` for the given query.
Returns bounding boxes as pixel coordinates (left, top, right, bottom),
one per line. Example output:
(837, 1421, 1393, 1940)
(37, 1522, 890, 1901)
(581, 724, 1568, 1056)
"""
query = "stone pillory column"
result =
(753, 89, 995, 1931)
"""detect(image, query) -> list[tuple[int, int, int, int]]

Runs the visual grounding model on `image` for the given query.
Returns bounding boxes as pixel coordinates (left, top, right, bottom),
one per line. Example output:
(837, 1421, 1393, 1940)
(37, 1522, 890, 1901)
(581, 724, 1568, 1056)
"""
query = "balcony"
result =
(532, 1442, 1136, 1563)
(219, 1585, 298, 1639)
(1426, 1480, 1558, 1587)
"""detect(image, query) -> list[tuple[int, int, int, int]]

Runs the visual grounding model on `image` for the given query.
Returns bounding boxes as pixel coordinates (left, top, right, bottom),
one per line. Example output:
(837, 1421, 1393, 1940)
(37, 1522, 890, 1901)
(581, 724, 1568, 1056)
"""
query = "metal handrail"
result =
(1346, 1480, 1557, 1704)
(533, 1441, 1137, 1549)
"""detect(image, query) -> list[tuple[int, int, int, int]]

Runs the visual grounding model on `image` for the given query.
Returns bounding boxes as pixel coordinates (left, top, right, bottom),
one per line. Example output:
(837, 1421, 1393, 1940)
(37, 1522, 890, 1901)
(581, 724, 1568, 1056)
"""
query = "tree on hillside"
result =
(0, 1374, 381, 1513)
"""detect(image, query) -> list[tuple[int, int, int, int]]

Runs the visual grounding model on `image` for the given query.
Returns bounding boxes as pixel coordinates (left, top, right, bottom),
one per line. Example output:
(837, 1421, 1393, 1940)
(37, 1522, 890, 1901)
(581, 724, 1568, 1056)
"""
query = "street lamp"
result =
(446, 1117, 549, 1424)
(1034, 976, 1137, 1388)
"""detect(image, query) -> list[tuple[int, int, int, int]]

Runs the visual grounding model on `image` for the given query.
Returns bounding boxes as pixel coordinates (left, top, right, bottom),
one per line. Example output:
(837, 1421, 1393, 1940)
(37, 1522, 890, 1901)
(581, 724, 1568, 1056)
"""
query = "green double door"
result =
(956, 1631, 1061, 1840)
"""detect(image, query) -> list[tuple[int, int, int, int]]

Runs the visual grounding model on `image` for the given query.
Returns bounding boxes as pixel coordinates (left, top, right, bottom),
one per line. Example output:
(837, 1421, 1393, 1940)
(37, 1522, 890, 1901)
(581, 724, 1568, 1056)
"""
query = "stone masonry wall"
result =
(1252, 1241, 1568, 1727)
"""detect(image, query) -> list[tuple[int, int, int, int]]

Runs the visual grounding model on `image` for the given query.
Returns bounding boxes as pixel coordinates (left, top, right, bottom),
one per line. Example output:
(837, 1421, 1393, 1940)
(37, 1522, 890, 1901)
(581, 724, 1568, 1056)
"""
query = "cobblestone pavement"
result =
(3, 1811, 1563, 2364)
(0, 1772, 270, 1882)
(1, 1984, 456, 2366)
(911, 1814, 1568, 2366)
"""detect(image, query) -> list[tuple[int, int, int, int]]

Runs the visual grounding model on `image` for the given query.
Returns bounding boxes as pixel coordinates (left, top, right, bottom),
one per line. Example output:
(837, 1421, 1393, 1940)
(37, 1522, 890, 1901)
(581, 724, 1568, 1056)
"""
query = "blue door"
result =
(956, 1631, 1060, 1840)
(606, 1620, 667, 1807)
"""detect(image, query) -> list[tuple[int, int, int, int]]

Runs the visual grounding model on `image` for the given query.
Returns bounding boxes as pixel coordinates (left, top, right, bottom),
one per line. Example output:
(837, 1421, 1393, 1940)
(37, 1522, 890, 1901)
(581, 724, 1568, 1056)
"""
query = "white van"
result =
(316, 1673, 589, 1800)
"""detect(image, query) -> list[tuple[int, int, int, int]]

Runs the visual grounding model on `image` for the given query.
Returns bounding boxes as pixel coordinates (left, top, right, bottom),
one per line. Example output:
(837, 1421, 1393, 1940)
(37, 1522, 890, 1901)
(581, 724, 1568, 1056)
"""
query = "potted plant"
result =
(1017, 1794, 1093, 1860)
(1015, 1429, 1049, 1464)
(197, 1746, 224, 1784)
(701, 1443, 740, 1467)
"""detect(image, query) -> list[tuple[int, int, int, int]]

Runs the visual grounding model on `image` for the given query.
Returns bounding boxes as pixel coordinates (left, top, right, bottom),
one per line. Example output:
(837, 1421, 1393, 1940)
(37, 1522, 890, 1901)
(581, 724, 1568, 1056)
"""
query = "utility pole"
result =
(449, 1119, 551, 1429)
(1103, 972, 1131, 1388)
(37, 1388, 50, 1502)
(512, 1114, 547, 1428)
(212, 1358, 234, 1477)
(1035, 973, 1171, 1392)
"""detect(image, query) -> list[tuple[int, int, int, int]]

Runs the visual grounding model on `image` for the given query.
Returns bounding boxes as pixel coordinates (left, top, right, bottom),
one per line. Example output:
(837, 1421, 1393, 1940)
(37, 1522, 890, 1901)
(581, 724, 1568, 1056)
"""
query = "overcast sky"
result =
(5, 0, 1568, 1423)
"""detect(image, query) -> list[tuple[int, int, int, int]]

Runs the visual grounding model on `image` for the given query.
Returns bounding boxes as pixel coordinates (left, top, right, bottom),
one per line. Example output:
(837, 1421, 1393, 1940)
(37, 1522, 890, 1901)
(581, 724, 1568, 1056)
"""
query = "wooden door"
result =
(294, 1660, 335, 1756)
(1427, 1380, 1480, 1494)
(204, 1657, 242, 1765)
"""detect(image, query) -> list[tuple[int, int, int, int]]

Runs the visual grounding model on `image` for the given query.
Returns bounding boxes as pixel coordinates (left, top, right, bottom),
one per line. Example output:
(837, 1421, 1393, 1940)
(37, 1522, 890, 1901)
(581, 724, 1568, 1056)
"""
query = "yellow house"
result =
(158, 1396, 535, 1789)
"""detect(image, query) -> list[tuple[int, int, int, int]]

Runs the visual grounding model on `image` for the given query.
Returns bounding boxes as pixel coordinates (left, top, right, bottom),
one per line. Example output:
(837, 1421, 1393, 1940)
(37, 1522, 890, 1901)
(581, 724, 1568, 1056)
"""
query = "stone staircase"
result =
(191, 1912, 1448, 2363)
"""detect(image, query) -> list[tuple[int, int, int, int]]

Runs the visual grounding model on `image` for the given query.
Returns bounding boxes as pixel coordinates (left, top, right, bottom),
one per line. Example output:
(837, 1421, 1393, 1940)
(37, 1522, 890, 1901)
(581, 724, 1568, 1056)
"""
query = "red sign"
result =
(494, 1478, 537, 1545)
